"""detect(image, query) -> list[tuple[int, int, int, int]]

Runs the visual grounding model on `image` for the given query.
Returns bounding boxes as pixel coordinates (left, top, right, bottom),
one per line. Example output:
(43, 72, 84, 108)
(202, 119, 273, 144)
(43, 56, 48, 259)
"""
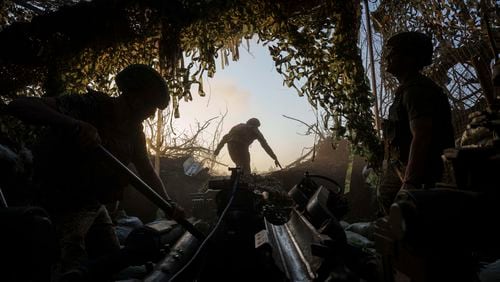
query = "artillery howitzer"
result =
(90, 168, 375, 281)
(1, 145, 376, 281)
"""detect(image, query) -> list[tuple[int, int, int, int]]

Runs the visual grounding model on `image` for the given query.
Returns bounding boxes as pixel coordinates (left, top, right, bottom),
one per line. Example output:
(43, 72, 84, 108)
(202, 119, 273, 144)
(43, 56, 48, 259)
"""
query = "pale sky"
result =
(172, 39, 318, 174)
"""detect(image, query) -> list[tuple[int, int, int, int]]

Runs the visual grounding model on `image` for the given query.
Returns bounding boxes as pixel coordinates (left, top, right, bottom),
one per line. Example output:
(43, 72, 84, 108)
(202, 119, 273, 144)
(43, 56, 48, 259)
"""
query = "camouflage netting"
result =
(369, 0, 499, 140)
(0, 0, 498, 172)
(0, 0, 381, 165)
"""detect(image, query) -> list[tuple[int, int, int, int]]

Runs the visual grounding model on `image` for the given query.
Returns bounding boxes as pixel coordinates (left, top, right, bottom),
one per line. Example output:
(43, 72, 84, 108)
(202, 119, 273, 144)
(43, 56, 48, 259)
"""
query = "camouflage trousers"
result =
(227, 142, 251, 175)
(51, 203, 120, 281)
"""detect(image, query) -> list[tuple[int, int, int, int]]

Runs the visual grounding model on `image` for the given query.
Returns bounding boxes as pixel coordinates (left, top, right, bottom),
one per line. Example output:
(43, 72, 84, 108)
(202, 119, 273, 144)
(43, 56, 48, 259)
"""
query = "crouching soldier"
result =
(214, 118, 281, 175)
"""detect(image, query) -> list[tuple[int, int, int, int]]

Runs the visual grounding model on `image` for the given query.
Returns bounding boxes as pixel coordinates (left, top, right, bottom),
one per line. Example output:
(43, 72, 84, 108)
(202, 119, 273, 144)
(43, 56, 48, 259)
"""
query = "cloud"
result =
(179, 77, 251, 117)
(208, 78, 251, 112)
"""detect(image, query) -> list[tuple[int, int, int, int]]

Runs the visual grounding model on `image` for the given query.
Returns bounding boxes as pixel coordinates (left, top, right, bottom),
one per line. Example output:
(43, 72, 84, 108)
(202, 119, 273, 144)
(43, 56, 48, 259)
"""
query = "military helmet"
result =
(246, 118, 261, 127)
(386, 31, 433, 68)
(116, 64, 170, 109)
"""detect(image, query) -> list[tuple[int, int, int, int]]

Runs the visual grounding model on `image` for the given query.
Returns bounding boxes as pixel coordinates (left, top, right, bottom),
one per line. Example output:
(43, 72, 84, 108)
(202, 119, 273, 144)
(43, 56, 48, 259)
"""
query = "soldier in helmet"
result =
(379, 31, 455, 215)
(6, 64, 185, 279)
(214, 118, 281, 175)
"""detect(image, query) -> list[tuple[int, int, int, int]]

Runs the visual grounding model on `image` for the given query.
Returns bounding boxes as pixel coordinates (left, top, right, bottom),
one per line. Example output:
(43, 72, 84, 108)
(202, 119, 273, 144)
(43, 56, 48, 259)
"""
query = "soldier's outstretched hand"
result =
(275, 159, 282, 169)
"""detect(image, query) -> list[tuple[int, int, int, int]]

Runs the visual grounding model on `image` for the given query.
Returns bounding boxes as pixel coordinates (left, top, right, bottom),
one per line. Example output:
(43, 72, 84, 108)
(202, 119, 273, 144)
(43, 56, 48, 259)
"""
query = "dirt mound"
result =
(121, 140, 377, 223)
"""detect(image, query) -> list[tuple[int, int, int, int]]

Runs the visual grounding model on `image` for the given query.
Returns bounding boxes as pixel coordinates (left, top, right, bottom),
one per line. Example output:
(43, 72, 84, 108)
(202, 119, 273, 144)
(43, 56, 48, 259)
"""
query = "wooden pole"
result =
(363, 0, 381, 137)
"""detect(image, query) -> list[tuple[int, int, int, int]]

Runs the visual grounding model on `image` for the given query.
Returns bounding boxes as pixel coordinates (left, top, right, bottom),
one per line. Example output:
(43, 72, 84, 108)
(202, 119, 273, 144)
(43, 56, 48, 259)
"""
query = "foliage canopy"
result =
(0, 0, 383, 164)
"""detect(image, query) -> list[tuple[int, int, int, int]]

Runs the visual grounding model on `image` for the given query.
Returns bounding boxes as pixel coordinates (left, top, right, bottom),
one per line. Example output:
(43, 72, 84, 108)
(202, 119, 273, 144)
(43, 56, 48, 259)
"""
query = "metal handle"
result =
(97, 145, 205, 240)
(0, 186, 8, 208)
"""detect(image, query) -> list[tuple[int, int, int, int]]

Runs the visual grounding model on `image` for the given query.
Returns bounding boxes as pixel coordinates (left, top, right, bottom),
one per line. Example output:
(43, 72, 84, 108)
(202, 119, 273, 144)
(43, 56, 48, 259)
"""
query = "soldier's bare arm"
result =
(403, 117, 432, 189)
(132, 132, 170, 199)
(6, 96, 100, 148)
(255, 129, 280, 167)
(214, 133, 230, 155)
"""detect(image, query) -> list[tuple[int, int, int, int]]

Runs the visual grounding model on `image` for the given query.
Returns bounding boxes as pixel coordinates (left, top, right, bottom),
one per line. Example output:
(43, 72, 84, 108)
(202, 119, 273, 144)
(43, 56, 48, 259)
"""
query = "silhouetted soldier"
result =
(379, 31, 455, 215)
(6, 64, 185, 280)
(214, 118, 281, 175)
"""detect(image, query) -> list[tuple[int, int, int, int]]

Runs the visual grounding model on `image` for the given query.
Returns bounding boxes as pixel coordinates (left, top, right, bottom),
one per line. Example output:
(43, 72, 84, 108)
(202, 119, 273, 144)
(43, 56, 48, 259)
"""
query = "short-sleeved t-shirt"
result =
(226, 123, 263, 146)
(223, 123, 277, 160)
(34, 91, 145, 209)
(386, 74, 454, 182)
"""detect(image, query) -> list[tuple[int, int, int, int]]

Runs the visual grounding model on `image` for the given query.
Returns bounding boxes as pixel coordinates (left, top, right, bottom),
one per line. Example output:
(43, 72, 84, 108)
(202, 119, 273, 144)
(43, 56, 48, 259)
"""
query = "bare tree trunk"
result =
(154, 108, 163, 174)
